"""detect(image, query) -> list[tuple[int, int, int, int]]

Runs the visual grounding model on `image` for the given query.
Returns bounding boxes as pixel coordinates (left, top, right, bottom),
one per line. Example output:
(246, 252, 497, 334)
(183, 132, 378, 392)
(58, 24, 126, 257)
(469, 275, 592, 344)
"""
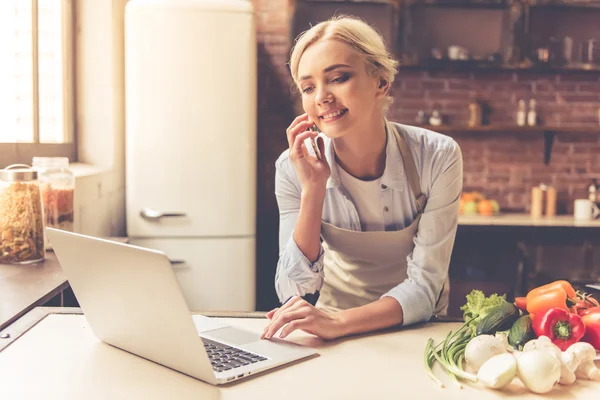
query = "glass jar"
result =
(0, 164, 46, 264)
(32, 157, 75, 249)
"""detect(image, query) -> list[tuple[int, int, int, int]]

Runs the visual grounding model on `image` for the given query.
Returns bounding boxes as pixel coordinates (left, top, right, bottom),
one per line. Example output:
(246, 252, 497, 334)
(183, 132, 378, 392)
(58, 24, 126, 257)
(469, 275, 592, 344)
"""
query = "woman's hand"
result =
(286, 113, 330, 191)
(261, 296, 346, 341)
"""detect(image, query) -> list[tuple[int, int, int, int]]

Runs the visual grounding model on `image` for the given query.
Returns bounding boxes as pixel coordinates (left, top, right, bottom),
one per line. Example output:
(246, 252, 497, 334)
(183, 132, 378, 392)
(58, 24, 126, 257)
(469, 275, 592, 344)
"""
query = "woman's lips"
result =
(320, 109, 348, 123)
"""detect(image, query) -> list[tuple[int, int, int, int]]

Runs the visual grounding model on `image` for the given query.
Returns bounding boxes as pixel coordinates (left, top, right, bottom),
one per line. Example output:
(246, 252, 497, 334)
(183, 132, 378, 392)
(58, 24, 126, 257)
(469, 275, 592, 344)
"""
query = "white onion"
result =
(515, 349, 561, 394)
(465, 334, 507, 372)
(477, 353, 517, 389)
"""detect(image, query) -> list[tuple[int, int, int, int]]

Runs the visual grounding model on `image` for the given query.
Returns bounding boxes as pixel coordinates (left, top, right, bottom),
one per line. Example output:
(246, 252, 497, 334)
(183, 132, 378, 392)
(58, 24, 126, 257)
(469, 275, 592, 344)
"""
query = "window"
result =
(0, 0, 75, 167)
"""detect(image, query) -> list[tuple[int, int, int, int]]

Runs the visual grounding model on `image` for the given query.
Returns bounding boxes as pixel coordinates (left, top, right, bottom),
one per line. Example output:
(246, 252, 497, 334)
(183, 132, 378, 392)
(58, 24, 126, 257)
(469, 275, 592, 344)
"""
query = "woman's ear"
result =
(376, 78, 390, 97)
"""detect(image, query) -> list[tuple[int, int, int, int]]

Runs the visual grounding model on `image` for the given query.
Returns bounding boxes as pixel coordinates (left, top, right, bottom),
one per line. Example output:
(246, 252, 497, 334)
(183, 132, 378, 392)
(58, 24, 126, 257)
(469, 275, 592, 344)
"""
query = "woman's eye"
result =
(332, 74, 350, 84)
(302, 86, 314, 94)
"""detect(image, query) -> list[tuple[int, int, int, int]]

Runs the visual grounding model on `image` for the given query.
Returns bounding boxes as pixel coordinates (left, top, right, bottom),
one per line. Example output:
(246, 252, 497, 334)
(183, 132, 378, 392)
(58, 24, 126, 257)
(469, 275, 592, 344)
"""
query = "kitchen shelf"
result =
(528, 1, 600, 11)
(419, 125, 600, 134)
(409, 0, 513, 9)
(399, 59, 600, 73)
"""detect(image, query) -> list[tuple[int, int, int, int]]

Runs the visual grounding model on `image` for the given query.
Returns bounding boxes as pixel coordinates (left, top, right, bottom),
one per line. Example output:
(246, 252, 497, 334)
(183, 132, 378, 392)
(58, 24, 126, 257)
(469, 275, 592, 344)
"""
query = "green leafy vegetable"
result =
(460, 290, 507, 335)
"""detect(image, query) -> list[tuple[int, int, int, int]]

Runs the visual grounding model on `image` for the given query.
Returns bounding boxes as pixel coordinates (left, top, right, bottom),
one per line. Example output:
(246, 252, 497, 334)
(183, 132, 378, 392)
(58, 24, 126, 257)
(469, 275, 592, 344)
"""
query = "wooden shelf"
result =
(419, 125, 600, 134)
(408, 0, 513, 9)
(529, 1, 600, 11)
(399, 59, 600, 74)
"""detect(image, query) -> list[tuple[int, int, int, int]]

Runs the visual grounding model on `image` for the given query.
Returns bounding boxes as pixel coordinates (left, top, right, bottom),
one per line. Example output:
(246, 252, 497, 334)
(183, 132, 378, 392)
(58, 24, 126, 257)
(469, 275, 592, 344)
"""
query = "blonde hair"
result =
(289, 15, 399, 113)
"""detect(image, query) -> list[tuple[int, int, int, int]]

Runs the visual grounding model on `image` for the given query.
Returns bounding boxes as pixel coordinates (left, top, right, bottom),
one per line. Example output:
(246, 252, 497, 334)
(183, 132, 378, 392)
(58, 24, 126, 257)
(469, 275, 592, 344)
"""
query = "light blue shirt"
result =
(273, 122, 463, 326)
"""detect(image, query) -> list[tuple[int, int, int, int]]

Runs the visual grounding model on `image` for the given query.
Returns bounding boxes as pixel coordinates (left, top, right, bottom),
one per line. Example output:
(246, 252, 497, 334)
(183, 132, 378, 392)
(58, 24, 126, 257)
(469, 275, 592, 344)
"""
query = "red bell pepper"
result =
(532, 307, 586, 351)
(581, 309, 600, 351)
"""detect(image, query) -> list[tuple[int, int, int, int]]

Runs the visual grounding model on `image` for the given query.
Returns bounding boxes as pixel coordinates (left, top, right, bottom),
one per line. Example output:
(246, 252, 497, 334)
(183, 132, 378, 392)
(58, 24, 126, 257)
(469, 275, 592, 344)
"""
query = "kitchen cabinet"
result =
(292, 0, 401, 53)
(398, 0, 600, 73)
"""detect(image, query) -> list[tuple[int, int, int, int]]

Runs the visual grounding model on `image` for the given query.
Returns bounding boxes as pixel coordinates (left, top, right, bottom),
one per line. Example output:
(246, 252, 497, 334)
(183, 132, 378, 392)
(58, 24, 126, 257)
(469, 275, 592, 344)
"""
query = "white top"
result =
(274, 121, 463, 326)
(336, 165, 384, 232)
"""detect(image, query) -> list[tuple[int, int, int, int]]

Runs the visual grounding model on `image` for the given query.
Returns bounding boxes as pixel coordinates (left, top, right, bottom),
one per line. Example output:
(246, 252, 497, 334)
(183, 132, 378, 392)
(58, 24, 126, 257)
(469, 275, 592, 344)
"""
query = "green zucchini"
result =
(508, 314, 535, 350)
(475, 302, 520, 336)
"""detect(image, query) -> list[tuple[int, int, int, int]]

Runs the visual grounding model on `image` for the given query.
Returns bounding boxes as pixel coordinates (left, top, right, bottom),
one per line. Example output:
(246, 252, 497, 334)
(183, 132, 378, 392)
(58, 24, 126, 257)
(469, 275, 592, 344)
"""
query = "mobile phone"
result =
(303, 124, 322, 160)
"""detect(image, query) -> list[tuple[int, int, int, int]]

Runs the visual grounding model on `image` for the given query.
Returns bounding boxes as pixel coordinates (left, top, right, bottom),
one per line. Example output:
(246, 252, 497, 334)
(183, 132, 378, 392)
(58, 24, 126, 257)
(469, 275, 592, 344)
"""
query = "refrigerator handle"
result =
(169, 259, 186, 266)
(140, 208, 187, 222)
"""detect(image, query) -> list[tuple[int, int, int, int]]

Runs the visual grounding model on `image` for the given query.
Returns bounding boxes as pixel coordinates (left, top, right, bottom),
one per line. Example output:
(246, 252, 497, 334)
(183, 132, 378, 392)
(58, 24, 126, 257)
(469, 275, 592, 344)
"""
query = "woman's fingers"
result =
(265, 308, 279, 320)
(291, 131, 319, 161)
(287, 113, 308, 133)
(269, 296, 304, 324)
(285, 114, 308, 146)
(263, 309, 309, 339)
(279, 318, 311, 339)
(261, 298, 308, 339)
(286, 119, 313, 149)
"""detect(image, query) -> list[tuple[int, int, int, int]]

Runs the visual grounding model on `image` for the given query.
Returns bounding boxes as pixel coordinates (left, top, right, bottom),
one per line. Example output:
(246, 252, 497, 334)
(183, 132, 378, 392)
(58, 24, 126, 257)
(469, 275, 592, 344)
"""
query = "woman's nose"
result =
(315, 86, 334, 105)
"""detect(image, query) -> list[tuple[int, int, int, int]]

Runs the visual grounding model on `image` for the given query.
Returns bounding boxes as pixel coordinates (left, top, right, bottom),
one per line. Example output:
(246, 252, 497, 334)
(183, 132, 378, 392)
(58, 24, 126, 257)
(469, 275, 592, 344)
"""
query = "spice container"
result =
(530, 186, 543, 218)
(0, 164, 45, 264)
(32, 157, 75, 249)
(545, 186, 557, 217)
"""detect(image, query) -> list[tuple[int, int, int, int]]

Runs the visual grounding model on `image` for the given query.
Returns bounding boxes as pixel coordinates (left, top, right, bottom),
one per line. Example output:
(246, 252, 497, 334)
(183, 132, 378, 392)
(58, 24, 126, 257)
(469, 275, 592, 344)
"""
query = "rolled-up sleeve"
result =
(382, 141, 463, 326)
(274, 154, 325, 303)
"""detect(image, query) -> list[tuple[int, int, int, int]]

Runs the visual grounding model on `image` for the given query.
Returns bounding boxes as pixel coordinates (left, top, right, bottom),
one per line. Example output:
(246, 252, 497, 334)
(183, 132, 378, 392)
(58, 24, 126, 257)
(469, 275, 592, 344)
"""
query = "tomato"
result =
(580, 306, 600, 317)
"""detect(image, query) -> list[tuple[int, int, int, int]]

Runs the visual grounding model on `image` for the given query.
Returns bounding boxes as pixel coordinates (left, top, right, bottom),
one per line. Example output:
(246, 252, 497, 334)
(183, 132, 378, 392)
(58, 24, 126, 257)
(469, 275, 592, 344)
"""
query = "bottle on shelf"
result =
(590, 179, 599, 207)
(527, 99, 537, 127)
(415, 110, 427, 125)
(517, 99, 526, 127)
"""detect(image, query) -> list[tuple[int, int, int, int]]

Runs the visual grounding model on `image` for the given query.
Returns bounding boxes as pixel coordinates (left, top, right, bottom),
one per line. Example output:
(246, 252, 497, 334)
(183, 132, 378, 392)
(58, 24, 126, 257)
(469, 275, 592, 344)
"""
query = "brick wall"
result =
(253, 0, 296, 309)
(390, 71, 600, 213)
(252, 0, 600, 308)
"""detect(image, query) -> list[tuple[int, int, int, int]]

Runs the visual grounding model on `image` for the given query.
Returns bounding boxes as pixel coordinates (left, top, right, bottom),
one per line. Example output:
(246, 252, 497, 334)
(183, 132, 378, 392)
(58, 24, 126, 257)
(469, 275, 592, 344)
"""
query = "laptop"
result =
(46, 228, 318, 385)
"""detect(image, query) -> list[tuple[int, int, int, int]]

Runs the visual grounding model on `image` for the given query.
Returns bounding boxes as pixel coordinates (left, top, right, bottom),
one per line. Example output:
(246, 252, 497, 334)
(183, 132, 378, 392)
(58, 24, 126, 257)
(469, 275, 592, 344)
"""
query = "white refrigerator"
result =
(124, 0, 257, 311)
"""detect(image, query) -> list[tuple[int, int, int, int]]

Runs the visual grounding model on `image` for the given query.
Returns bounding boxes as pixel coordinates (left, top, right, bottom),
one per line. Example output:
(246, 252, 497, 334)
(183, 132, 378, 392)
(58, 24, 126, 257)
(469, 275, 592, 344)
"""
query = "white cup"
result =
(574, 199, 600, 220)
(448, 46, 467, 60)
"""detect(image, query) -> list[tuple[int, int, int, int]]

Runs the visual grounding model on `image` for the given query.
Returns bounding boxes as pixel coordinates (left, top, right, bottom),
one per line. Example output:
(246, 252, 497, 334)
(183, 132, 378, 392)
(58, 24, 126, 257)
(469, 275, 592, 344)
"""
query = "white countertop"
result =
(459, 213, 600, 227)
(2, 314, 599, 399)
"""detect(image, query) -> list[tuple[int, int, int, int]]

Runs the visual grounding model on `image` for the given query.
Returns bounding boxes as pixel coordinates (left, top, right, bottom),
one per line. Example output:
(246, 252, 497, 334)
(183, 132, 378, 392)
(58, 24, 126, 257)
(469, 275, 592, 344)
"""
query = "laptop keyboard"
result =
(202, 338, 268, 372)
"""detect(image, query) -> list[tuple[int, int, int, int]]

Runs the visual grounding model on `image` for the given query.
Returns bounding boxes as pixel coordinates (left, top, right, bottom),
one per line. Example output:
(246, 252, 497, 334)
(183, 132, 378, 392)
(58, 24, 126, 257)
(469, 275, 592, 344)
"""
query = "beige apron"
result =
(315, 120, 450, 317)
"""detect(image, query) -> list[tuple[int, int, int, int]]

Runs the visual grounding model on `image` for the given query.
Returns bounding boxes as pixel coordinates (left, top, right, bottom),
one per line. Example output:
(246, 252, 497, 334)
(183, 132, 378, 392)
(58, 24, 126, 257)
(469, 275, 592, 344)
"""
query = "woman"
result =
(261, 16, 463, 341)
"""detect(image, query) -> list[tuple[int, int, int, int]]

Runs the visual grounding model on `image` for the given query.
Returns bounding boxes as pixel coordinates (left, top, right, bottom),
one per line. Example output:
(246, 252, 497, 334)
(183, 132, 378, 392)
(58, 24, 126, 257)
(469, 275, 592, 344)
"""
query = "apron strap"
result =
(386, 120, 427, 213)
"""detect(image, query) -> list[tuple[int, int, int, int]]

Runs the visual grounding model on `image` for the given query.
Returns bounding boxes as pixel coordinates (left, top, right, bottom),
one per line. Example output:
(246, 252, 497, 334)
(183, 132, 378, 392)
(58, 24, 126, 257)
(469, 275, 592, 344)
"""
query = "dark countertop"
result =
(0, 252, 67, 331)
(0, 237, 129, 331)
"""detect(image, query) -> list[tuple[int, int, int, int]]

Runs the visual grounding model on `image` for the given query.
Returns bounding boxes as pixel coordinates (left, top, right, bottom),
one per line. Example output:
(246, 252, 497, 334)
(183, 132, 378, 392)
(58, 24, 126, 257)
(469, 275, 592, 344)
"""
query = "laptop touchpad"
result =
(202, 327, 261, 346)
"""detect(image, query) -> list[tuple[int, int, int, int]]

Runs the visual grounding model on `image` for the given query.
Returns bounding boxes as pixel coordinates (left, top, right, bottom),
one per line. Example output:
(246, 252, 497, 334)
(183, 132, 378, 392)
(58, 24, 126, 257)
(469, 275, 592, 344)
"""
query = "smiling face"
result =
(296, 39, 386, 140)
